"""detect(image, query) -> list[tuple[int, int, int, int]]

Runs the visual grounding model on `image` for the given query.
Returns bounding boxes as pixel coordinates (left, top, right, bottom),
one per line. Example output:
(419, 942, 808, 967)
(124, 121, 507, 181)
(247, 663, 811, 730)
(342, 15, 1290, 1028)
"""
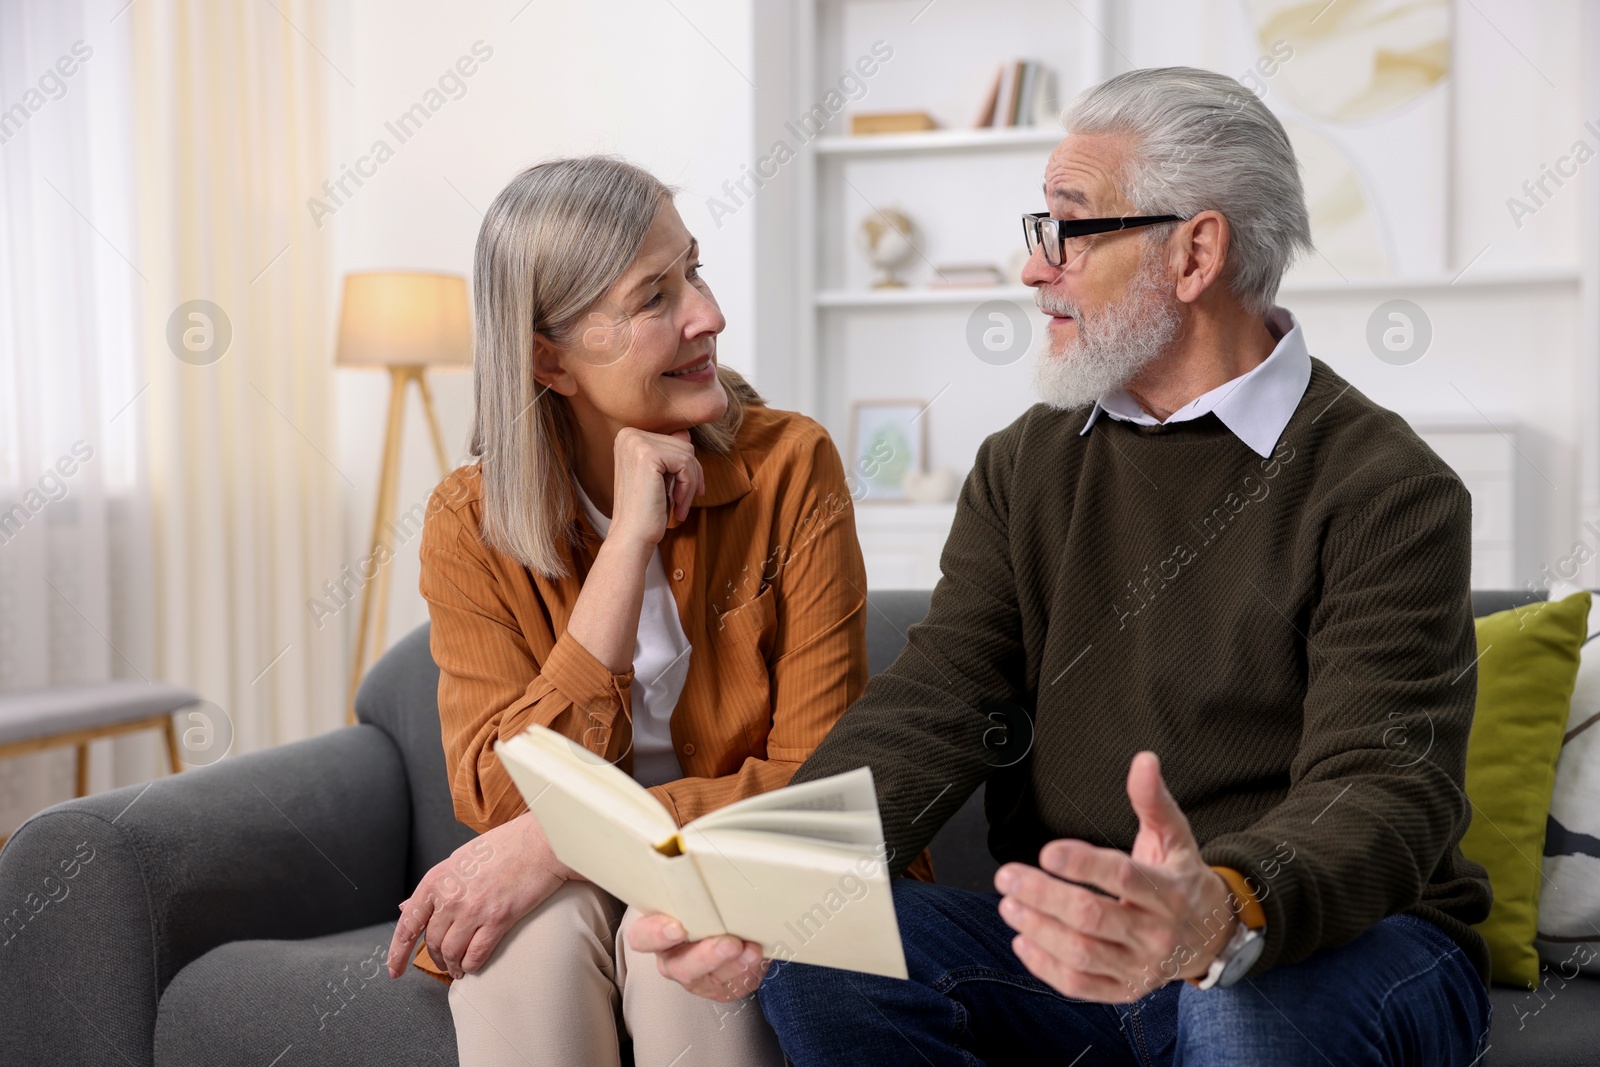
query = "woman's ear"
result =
(530, 333, 578, 397)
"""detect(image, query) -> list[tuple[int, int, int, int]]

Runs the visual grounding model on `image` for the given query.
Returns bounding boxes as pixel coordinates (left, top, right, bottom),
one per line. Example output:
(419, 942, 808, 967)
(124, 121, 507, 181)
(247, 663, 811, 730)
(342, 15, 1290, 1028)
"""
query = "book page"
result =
(683, 827, 908, 980)
(692, 766, 880, 825)
(494, 731, 725, 939)
(687, 809, 883, 847)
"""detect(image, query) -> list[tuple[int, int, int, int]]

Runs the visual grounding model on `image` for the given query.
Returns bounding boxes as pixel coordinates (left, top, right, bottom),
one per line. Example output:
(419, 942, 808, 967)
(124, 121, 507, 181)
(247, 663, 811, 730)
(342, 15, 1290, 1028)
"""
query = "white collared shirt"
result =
(1078, 306, 1311, 458)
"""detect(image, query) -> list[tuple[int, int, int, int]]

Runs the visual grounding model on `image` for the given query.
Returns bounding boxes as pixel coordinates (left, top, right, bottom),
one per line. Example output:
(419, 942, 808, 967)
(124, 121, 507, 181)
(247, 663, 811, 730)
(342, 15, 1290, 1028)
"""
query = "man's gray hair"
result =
(1061, 66, 1313, 316)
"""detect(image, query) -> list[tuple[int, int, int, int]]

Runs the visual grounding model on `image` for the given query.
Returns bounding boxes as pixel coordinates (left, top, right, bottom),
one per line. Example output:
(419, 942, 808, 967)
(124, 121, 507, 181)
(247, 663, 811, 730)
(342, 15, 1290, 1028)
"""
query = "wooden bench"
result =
(0, 681, 201, 845)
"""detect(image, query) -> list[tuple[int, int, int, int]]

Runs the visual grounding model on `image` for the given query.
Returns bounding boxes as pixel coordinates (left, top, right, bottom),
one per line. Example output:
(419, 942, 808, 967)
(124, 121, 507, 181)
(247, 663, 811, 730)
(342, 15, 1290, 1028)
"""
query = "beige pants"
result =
(446, 880, 785, 1067)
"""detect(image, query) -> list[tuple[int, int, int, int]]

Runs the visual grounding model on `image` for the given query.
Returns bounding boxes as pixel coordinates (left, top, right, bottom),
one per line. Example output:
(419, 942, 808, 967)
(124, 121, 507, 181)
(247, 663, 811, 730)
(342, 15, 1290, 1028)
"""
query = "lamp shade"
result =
(335, 271, 472, 367)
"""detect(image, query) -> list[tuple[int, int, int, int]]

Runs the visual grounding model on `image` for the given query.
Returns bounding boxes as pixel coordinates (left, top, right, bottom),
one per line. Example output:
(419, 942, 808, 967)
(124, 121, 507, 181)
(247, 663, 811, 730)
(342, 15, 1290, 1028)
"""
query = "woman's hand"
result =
(607, 427, 704, 548)
(626, 914, 770, 1002)
(387, 810, 580, 981)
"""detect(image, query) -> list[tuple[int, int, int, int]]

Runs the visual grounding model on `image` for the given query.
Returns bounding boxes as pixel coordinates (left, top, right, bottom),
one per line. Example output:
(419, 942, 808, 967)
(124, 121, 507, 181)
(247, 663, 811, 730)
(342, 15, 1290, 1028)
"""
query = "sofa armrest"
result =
(0, 724, 410, 1067)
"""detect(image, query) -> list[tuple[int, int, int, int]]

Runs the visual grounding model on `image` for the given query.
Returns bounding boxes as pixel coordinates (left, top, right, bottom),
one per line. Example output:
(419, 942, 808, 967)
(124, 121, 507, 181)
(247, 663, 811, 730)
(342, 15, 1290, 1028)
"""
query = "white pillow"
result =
(1534, 580, 1600, 977)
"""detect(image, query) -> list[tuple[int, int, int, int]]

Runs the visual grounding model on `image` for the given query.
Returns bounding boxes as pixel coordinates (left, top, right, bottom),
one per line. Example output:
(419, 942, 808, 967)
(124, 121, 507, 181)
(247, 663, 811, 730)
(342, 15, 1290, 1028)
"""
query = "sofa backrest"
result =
(1471, 590, 1547, 617)
(358, 589, 1565, 884)
(355, 623, 476, 887)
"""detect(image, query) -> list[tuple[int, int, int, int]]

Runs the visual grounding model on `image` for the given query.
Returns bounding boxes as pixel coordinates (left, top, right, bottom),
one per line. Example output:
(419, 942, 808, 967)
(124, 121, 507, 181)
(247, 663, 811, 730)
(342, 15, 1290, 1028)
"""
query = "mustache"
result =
(1036, 290, 1080, 318)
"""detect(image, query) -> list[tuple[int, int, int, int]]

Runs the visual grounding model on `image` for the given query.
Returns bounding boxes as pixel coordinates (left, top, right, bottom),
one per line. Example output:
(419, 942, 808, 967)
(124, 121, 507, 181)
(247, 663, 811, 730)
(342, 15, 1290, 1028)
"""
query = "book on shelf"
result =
(1006, 59, 1028, 125)
(850, 111, 938, 136)
(1029, 63, 1059, 127)
(973, 64, 1004, 127)
(975, 59, 1057, 128)
(494, 724, 910, 979)
(929, 263, 1004, 288)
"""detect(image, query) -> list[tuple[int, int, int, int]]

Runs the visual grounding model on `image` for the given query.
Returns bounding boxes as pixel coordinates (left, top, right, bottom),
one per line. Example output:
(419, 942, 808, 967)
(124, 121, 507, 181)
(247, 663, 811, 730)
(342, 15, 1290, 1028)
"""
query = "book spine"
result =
(1017, 61, 1037, 126)
(973, 63, 1002, 128)
(1005, 59, 1024, 127)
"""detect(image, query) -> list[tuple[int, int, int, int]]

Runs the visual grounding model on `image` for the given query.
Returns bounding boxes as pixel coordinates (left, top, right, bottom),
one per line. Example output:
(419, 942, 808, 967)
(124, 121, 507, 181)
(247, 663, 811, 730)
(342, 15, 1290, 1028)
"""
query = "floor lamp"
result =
(336, 271, 472, 724)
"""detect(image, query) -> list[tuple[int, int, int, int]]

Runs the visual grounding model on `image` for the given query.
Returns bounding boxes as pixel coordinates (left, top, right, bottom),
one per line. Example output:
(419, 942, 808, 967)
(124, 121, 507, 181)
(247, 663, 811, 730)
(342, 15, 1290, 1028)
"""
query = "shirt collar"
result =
(1077, 306, 1310, 458)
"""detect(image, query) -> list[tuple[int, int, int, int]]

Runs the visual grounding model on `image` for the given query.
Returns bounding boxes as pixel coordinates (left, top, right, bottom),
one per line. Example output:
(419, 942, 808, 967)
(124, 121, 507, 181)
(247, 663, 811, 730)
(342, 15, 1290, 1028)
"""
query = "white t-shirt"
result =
(574, 482, 692, 787)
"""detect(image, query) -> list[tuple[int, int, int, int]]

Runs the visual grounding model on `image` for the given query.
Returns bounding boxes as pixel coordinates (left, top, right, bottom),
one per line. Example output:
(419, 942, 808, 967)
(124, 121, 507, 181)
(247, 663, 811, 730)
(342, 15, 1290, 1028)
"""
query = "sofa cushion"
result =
(1462, 591, 1590, 988)
(1534, 581, 1600, 978)
(1487, 976, 1600, 1066)
(154, 922, 456, 1066)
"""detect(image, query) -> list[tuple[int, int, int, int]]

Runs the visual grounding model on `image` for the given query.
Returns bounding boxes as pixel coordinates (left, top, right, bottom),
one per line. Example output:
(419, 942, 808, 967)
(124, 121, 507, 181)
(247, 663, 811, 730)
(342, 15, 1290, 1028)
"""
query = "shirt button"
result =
(681, 742, 696, 756)
(672, 568, 685, 581)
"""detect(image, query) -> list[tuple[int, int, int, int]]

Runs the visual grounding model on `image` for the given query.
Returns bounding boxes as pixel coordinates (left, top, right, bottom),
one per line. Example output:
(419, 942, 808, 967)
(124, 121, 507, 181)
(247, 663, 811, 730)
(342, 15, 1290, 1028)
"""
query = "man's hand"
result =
(626, 914, 769, 1002)
(387, 810, 579, 980)
(995, 751, 1239, 1003)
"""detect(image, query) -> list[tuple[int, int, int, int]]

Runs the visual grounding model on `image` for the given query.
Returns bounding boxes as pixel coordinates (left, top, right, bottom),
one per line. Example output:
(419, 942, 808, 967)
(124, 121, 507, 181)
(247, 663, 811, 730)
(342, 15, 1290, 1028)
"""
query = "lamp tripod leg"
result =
(347, 367, 409, 724)
(416, 369, 453, 477)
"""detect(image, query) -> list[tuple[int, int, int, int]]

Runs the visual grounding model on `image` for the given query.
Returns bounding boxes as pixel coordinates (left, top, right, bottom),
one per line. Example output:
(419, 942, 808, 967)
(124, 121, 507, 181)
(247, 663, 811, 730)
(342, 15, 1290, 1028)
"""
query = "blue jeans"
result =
(758, 879, 1490, 1066)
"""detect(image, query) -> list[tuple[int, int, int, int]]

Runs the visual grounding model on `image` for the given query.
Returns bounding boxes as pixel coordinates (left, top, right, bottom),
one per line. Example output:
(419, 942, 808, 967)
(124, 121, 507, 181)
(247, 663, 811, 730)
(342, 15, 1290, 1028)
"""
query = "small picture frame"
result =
(848, 399, 927, 502)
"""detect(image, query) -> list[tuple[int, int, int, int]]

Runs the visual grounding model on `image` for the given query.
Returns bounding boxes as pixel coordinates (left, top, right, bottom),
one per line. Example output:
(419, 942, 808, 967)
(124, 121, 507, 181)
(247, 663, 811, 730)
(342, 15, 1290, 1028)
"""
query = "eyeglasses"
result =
(1022, 212, 1191, 268)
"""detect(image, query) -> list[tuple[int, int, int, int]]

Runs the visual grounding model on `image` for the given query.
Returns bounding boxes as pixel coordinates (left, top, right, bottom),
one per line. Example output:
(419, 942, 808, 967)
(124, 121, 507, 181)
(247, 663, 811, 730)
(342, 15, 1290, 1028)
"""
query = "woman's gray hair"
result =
(1061, 66, 1313, 315)
(466, 155, 763, 578)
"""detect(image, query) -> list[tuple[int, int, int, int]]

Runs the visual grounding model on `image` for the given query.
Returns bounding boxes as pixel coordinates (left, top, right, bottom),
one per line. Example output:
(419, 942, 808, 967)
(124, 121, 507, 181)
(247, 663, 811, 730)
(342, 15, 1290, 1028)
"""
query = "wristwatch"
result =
(1195, 917, 1265, 989)
(1191, 865, 1267, 990)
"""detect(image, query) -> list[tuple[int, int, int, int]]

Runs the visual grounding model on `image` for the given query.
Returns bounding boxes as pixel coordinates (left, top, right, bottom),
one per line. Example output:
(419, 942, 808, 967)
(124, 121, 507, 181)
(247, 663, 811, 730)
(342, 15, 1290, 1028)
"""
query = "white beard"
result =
(1031, 250, 1183, 411)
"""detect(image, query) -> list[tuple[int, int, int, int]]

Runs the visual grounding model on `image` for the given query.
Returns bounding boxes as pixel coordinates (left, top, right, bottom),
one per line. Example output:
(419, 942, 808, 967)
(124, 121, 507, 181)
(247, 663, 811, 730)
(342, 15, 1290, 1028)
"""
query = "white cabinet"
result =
(1412, 424, 1518, 588)
(852, 503, 955, 590)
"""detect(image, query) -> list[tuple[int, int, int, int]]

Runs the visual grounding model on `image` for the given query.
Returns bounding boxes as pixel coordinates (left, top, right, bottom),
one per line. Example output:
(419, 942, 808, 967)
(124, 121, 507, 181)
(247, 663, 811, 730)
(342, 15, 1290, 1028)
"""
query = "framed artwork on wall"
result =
(849, 399, 929, 502)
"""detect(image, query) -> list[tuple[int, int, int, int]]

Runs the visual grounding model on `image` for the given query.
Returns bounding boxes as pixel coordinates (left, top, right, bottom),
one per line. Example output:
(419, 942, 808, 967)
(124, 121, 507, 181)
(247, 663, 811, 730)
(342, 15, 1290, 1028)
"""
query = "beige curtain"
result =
(0, 0, 156, 832)
(130, 0, 345, 756)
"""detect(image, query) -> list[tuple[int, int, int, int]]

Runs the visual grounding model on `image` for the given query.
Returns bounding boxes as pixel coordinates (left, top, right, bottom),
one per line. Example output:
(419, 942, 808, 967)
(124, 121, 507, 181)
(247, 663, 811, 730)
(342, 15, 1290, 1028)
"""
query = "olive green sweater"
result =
(795, 356, 1493, 982)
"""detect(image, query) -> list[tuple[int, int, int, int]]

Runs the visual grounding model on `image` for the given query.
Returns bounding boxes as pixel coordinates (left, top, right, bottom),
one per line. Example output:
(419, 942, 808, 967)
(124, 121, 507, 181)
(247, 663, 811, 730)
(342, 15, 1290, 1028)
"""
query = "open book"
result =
(494, 725, 908, 979)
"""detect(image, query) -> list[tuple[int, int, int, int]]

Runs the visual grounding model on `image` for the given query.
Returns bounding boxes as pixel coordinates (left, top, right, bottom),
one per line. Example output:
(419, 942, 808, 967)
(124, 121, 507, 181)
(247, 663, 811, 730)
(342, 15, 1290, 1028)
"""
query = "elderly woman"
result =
(383, 156, 921, 1067)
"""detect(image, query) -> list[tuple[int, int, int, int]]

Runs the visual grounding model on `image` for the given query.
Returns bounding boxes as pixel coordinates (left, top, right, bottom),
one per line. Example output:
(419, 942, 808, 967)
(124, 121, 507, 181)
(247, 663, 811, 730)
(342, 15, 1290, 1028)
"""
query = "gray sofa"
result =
(0, 589, 1593, 1065)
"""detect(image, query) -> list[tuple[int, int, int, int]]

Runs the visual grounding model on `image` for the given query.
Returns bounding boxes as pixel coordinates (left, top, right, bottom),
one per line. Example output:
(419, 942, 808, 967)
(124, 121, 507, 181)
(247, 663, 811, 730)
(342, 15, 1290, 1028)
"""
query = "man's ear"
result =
(1172, 210, 1230, 305)
(530, 333, 577, 397)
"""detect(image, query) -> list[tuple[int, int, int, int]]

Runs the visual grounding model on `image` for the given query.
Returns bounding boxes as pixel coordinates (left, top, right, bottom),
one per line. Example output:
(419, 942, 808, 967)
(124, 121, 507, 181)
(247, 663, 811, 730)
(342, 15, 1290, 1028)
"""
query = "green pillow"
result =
(1462, 589, 1590, 989)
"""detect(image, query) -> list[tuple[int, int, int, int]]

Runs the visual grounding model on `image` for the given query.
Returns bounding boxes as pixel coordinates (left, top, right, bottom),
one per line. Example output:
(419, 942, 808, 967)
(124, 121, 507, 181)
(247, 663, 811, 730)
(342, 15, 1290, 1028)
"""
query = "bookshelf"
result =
(814, 285, 1036, 309)
(750, 0, 1109, 586)
(812, 126, 1067, 157)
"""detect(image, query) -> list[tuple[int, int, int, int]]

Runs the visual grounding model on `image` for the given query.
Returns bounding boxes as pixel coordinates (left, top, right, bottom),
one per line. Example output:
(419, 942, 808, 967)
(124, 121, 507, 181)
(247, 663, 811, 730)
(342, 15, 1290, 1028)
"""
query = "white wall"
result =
(322, 0, 758, 659)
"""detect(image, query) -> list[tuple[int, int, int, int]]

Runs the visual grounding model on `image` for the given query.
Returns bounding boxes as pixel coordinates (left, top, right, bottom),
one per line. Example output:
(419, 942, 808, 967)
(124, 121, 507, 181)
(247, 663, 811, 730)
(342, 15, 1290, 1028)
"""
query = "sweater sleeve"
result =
(788, 422, 1031, 875)
(1200, 471, 1484, 974)
(642, 428, 871, 826)
(420, 500, 637, 833)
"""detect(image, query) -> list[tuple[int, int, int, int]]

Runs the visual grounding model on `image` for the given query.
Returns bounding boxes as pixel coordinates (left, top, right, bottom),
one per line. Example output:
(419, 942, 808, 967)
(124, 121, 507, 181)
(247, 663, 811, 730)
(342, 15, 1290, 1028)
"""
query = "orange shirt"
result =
(411, 403, 930, 983)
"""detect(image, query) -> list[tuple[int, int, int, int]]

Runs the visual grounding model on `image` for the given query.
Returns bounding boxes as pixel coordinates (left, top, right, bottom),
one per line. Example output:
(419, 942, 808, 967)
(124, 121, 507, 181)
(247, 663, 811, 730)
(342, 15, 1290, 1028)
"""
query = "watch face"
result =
(1219, 929, 1266, 987)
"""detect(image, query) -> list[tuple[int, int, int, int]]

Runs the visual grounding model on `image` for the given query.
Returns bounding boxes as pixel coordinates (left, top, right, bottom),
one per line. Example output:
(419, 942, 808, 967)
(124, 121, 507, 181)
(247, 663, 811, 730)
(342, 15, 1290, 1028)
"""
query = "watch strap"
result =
(1210, 866, 1266, 930)
(1183, 866, 1266, 988)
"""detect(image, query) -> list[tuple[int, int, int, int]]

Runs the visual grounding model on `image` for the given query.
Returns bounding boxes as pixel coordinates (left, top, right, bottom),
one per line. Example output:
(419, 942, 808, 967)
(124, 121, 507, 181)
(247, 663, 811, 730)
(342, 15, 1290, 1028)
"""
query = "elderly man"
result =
(631, 66, 1493, 1064)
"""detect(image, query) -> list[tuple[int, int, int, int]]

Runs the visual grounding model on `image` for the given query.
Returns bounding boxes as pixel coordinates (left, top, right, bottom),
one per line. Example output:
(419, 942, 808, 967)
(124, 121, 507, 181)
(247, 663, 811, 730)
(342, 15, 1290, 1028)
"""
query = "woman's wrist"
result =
(594, 529, 656, 569)
(518, 810, 579, 882)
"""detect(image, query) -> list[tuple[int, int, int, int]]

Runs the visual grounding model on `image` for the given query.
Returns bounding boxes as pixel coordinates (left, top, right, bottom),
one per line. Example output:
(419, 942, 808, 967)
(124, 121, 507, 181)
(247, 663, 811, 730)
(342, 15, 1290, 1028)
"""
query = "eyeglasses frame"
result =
(1022, 212, 1192, 268)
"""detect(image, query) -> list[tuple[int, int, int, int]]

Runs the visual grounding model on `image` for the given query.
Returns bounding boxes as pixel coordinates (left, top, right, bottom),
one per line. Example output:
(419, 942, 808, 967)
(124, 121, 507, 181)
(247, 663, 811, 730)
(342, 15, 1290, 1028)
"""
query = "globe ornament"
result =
(857, 207, 920, 289)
